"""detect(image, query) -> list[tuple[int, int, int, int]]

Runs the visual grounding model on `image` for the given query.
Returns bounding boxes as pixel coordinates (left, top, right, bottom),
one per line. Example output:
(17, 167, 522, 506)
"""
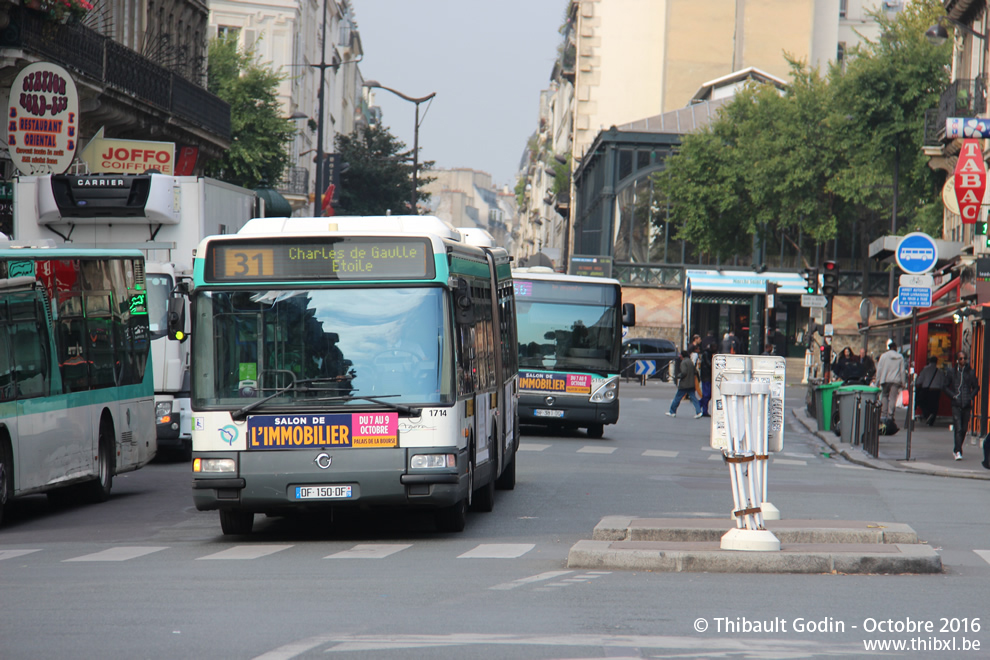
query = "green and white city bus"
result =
(512, 268, 635, 438)
(0, 244, 155, 526)
(183, 216, 518, 535)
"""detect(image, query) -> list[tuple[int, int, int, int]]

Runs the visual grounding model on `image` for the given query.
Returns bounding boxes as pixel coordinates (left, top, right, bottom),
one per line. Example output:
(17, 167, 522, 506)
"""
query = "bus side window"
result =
(0, 324, 14, 402)
(11, 325, 49, 399)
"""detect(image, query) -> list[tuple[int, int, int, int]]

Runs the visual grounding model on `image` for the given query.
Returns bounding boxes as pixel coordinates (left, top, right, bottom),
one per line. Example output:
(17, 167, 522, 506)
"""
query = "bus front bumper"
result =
(518, 393, 619, 427)
(191, 447, 468, 513)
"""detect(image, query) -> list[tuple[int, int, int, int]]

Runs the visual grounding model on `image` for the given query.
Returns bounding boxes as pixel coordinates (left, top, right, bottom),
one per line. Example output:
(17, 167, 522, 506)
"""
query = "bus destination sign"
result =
(206, 237, 435, 282)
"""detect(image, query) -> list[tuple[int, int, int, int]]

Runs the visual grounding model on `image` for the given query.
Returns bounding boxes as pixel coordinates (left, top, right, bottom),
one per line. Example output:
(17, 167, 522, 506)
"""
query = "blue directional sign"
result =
(895, 232, 938, 275)
(897, 286, 932, 308)
(634, 360, 657, 376)
(890, 296, 912, 318)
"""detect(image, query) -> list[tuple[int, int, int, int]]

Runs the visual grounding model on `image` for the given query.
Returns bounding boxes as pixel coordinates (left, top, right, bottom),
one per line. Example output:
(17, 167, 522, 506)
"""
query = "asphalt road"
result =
(1, 381, 989, 659)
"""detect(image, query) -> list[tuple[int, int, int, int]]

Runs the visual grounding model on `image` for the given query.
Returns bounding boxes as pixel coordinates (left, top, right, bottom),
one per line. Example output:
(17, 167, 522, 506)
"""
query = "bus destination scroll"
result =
(209, 237, 434, 282)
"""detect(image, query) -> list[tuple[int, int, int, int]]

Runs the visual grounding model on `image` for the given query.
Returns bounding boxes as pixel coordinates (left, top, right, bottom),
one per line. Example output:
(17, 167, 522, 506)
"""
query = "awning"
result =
(859, 301, 967, 333)
(685, 269, 808, 295)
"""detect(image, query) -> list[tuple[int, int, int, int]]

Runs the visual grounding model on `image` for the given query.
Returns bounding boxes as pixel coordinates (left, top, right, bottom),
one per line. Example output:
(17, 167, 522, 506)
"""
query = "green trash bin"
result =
(834, 385, 881, 444)
(814, 382, 843, 432)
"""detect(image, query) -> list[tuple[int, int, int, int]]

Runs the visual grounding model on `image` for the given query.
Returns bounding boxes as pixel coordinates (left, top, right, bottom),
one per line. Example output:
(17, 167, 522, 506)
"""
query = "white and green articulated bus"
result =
(0, 244, 156, 526)
(512, 268, 635, 438)
(181, 216, 519, 535)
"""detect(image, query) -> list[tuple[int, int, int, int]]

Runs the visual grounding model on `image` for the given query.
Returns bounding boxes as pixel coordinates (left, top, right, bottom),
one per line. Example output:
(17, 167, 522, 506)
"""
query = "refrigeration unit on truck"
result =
(12, 173, 257, 458)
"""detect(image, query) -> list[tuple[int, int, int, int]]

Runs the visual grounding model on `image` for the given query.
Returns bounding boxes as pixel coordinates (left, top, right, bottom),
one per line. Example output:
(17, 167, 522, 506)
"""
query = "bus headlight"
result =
(590, 377, 619, 403)
(410, 454, 456, 469)
(193, 458, 235, 473)
(156, 401, 172, 424)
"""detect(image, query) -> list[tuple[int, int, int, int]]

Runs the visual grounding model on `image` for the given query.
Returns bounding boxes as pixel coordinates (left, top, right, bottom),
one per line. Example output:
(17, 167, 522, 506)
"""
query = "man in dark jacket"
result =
(943, 351, 980, 461)
(666, 349, 703, 418)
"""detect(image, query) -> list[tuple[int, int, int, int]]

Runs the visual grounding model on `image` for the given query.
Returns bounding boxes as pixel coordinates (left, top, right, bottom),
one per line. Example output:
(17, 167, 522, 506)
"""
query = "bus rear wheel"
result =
(0, 439, 9, 527)
(219, 509, 254, 535)
(82, 421, 115, 503)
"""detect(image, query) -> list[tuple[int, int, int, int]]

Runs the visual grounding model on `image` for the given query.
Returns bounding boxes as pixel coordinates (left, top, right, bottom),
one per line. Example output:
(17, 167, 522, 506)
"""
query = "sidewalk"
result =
(792, 404, 990, 481)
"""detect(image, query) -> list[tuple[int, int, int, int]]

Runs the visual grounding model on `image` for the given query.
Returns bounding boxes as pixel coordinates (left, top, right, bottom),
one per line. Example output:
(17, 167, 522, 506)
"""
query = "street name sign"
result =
(801, 294, 827, 308)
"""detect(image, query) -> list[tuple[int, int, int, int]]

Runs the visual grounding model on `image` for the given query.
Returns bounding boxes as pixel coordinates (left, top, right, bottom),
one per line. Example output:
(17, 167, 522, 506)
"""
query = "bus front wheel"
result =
(587, 424, 604, 439)
(435, 498, 466, 532)
(219, 509, 254, 535)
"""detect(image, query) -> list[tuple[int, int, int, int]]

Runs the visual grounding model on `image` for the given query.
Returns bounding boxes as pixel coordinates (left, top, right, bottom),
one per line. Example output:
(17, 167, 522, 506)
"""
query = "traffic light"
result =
(821, 260, 838, 297)
(802, 267, 818, 294)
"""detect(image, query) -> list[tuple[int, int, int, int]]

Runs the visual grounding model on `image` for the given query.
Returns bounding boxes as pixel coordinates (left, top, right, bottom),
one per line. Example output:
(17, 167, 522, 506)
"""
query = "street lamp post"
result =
(312, 0, 340, 216)
(363, 80, 436, 212)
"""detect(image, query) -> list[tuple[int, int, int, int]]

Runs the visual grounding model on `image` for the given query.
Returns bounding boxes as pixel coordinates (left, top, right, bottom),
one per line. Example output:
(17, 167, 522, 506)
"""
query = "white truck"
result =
(12, 173, 257, 458)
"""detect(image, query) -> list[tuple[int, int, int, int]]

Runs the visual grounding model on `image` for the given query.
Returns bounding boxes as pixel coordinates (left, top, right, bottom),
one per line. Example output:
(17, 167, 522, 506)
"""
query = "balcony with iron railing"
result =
(2, 7, 230, 141)
(276, 167, 309, 196)
(924, 77, 988, 146)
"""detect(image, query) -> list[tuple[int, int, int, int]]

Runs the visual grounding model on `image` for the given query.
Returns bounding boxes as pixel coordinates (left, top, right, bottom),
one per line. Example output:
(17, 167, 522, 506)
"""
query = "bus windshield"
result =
(514, 280, 619, 373)
(191, 287, 453, 409)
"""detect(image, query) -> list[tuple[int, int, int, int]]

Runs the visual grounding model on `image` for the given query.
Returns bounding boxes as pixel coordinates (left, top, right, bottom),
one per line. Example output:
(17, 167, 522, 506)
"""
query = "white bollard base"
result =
(761, 501, 780, 520)
(720, 527, 780, 552)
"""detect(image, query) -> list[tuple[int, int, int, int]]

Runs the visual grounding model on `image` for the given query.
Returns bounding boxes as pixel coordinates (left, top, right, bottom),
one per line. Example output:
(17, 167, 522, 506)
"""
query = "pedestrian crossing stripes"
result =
(197, 544, 293, 560)
(0, 549, 40, 561)
(325, 544, 410, 559)
(577, 446, 616, 454)
(457, 543, 534, 559)
(63, 546, 168, 562)
(975, 550, 990, 566)
(0, 542, 542, 564)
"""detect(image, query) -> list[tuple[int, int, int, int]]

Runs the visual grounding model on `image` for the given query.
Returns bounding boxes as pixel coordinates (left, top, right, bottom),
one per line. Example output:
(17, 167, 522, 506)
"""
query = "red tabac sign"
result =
(954, 138, 987, 224)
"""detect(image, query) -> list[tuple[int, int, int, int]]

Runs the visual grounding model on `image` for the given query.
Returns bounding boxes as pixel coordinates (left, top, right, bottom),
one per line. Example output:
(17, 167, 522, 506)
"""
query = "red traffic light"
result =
(823, 260, 837, 271)
(822, 260, 838, 296)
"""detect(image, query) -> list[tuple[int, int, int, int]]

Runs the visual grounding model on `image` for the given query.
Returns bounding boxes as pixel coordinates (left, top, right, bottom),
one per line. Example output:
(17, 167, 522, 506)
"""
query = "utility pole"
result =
(312, 0, 340, 216)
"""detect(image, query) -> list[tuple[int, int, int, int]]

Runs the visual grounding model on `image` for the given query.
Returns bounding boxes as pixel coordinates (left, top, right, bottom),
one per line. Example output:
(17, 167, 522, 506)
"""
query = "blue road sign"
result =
(890, 296, 912, 318)
(897, 286, 932, 308)
(895, 232, 938, 275)
(634, 360, 657, 376)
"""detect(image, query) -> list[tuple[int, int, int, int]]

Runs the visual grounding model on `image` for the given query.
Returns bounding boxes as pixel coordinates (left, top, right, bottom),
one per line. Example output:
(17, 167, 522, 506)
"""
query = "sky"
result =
(354, 0, 566, 190)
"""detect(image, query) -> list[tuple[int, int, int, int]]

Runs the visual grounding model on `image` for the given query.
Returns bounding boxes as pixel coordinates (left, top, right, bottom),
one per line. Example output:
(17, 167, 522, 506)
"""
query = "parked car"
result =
(621, 337, 678, 380)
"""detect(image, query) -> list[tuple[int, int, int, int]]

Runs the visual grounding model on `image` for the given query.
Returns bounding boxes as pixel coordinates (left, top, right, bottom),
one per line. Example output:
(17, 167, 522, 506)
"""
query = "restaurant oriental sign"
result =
(6, 62, 78, 176)
(953, 138, 987, 224)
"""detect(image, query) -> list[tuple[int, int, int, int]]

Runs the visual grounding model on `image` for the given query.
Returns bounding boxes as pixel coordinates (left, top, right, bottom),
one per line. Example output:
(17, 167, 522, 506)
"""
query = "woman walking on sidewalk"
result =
(667, 349, 704, 418)
(943, 351, 979, 461)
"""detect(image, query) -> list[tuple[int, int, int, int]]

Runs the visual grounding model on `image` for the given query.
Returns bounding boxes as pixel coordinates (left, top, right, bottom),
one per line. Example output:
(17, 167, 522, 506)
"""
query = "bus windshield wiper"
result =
(309, 393, 422, 417)
(231, 377, 340, 421)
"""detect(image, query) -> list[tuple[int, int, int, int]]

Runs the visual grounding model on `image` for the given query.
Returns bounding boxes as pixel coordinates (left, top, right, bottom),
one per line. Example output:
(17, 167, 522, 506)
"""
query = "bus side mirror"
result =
(622, 302, 636, 327)
(454, 277, 474, 325)
(167, 296, 188, 342)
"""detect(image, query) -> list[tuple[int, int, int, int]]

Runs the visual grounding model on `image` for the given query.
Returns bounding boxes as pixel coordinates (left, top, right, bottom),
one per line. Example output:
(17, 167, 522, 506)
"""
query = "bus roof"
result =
(512, 267, 621, 287)
(238, 215, 464, 241)
(0, 242, 146, 259)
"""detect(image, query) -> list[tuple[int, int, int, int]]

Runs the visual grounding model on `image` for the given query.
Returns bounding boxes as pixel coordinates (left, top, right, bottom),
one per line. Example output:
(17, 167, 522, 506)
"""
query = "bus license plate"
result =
(534, 409, 565, 418)
(295, 485, 353, 500)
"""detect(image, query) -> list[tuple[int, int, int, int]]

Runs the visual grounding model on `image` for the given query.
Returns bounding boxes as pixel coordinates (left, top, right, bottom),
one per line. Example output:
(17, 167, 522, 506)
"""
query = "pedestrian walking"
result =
(720, 330, 740, 355)
(701, 330, 718, 354)
(943, 350, 979, 461)
(858, 348, 876, 384)
(698, 347, 713, 416)
(875, 339, 905, 420)
(914, 356, 945, 426)
(666, 349, 703, 418)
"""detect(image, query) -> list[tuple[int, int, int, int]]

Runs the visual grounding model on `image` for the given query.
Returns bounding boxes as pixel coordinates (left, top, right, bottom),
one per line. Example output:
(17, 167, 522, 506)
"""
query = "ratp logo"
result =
(219, 425, 238, 445)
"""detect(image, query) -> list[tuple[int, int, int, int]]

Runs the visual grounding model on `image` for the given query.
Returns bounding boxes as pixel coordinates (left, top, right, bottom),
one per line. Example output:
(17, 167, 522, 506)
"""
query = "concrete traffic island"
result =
(566, 516, 942, 574)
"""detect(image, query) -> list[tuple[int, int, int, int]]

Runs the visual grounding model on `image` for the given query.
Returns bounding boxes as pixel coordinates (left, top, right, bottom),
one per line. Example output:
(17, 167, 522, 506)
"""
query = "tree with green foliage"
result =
(205, 36, 296, 189)
(654, 0, 949, 262)
(332, 124, 433, 216)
